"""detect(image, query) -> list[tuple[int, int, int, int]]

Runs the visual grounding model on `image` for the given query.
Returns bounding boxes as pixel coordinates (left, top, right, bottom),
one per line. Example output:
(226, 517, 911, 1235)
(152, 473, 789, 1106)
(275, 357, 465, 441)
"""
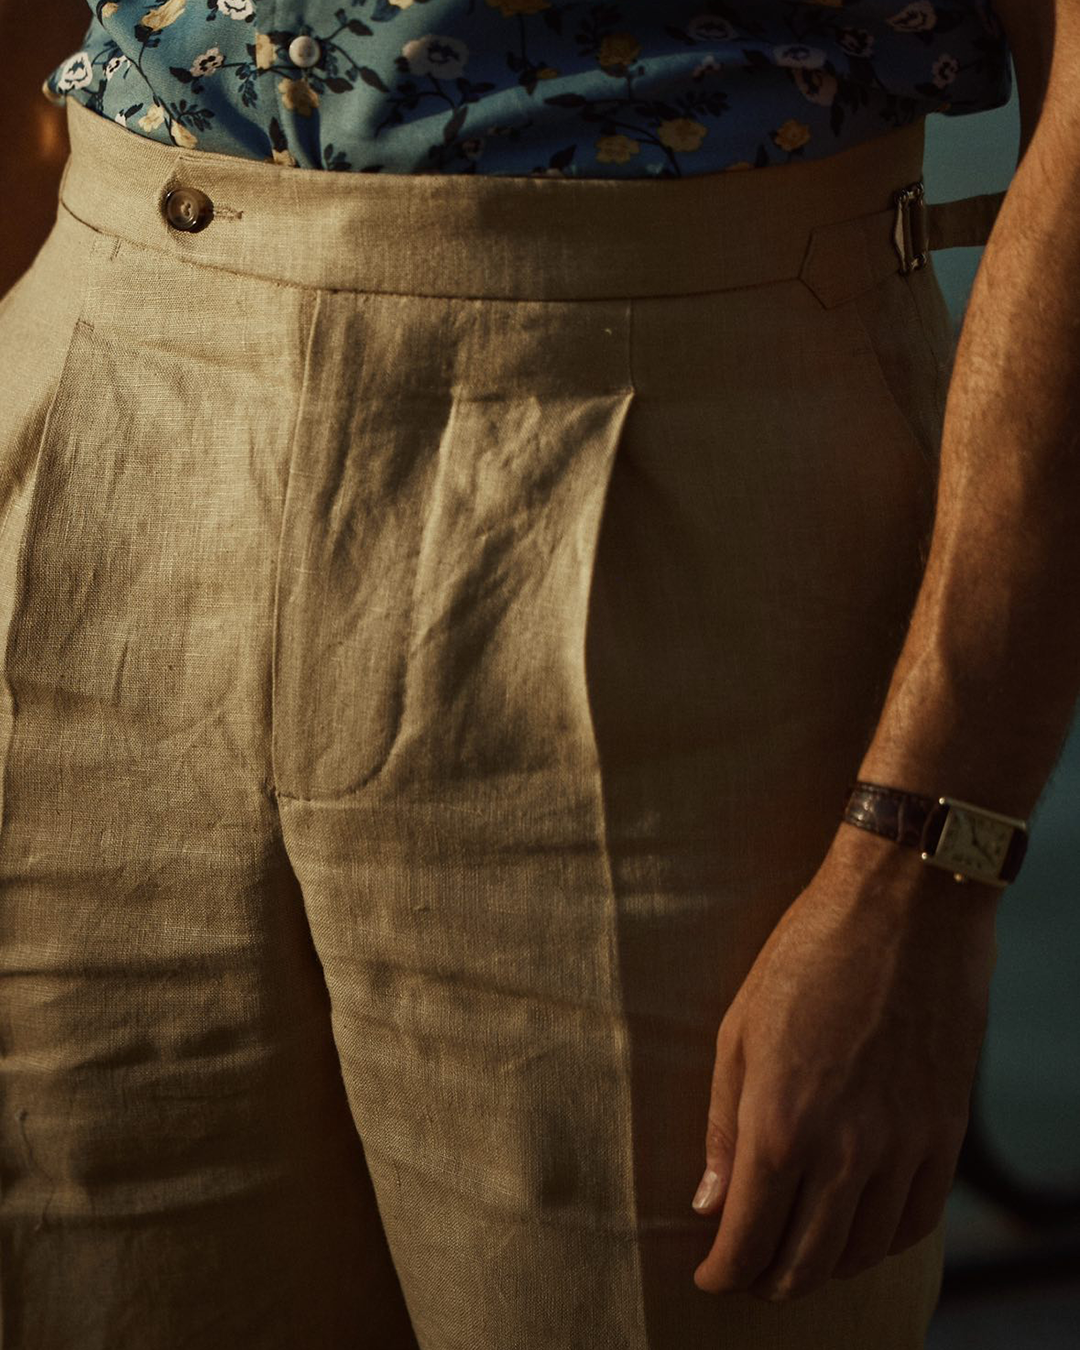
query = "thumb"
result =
(692, 1040, 741, 1216)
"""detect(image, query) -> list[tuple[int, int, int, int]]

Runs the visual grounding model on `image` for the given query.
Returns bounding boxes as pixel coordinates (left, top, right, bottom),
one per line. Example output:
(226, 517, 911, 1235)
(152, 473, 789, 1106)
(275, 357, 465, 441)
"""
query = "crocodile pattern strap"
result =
(842, 781, 938, 849)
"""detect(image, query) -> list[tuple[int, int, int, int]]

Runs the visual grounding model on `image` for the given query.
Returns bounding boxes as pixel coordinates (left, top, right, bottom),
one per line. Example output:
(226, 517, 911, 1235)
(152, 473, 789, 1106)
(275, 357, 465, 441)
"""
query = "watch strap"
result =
(842, 779, 1030, 886)
(842, 781, 938, 848)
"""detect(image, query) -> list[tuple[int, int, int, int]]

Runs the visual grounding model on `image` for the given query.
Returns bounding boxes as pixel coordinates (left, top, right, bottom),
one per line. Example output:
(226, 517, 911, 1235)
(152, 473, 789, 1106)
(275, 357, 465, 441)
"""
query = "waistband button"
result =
(163, 186, 214, 233)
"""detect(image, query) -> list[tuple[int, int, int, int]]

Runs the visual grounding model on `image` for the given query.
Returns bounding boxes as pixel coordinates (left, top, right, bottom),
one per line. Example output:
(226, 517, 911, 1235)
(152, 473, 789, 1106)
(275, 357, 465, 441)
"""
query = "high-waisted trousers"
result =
(0, 96, 1002, 1348)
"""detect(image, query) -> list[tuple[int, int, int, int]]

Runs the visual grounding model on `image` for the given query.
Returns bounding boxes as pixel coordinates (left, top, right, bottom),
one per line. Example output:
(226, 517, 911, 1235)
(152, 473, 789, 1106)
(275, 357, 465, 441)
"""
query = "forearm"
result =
(849, 80, 1080, 846)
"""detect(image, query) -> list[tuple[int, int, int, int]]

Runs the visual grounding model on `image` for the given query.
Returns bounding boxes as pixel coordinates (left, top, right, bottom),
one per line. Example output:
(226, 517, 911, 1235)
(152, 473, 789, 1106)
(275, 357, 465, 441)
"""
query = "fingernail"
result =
(692, 1167, 721, 1211)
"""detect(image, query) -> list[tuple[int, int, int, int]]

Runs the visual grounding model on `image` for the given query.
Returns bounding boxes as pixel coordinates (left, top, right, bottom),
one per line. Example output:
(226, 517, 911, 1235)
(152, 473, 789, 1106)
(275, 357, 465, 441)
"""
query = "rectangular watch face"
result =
(932, 806, 1012, 881)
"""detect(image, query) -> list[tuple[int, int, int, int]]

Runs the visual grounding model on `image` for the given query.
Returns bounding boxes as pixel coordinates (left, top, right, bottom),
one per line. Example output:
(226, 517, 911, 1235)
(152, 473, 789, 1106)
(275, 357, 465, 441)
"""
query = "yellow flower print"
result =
(138, 103, 166, 132)
(170, 120, 198, 148)
(255, 32, 276, 71)
(595, 134, 640, 165)
(536, 67, 558, 79)
(141, 0, 187, 33)
(271, 147, 298, 166)
(773, 119, 811, 152)
(101, 2, 120, 17)
(598, 34, 641, 70)
(279, 78, 320, 116)
(486, 0, 550, 16)
(657, 118, 707, 154)
(887, 2, 937, 34)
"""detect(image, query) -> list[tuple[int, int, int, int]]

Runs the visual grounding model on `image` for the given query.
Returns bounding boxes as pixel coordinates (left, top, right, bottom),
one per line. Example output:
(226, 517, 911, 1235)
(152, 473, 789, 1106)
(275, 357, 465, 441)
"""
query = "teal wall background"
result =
(920, 65, 1080, 1332)
(924, 88, 1020, 327)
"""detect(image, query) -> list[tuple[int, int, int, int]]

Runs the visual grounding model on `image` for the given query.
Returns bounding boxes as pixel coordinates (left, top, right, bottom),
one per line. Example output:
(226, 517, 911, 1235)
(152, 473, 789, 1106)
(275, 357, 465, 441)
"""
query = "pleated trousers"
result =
(0, 95, 997, 1348)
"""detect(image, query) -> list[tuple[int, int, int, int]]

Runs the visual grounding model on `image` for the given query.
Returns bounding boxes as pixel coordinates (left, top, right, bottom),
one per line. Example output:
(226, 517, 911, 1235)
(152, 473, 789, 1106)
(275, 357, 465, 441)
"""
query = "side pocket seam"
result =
(842, 281, 942, 476)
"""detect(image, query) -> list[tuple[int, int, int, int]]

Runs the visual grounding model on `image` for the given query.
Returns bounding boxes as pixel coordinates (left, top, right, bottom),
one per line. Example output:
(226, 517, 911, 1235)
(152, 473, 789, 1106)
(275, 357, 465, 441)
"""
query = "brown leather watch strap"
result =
(842, 781, 1030, 885)
(842, 781, 938, 849)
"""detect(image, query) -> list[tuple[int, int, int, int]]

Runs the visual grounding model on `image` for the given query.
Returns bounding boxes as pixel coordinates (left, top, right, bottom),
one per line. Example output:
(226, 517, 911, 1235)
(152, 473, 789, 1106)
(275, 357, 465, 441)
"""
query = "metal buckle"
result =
(892, 180, 929, 275)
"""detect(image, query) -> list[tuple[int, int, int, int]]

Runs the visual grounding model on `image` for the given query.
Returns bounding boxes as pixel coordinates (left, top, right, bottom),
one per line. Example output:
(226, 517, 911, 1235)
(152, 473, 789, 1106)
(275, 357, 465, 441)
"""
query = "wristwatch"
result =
(842, 780, 1030, 889)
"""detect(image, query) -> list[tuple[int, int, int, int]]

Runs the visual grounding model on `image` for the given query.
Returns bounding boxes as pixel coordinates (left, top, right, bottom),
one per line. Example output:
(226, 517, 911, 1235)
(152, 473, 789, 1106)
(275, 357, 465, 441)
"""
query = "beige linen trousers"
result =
(0, 95, 1001, 1348)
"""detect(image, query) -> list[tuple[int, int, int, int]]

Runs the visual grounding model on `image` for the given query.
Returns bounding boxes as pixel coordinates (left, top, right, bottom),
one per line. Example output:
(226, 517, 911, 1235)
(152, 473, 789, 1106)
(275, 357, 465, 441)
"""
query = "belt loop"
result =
(892, 180, 929, 275)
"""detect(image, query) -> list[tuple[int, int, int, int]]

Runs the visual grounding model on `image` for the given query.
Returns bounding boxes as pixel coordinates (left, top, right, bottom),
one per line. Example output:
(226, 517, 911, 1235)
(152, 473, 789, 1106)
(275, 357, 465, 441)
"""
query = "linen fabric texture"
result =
(0, 95, 973, 1348)
(40, 0, 1013, 176)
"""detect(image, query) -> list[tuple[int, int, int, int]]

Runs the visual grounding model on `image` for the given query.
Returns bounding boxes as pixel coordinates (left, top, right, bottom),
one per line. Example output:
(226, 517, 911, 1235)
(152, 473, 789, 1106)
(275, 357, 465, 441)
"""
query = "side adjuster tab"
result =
(892, 180, 929, 275)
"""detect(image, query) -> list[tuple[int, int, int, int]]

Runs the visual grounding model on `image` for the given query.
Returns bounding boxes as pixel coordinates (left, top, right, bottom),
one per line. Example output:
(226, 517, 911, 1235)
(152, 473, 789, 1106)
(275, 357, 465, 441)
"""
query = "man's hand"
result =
(690, 832, 999, 1302)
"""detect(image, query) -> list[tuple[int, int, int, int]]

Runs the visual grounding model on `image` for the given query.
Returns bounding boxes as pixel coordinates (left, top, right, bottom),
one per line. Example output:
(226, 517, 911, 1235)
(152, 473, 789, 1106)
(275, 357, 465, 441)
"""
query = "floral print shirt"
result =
(41, 1, 1012, 177)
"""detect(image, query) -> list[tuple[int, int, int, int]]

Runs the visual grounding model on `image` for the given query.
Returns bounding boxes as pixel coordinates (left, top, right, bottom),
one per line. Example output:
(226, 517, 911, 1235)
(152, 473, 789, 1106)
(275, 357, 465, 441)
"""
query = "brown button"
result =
(163, 186, 214, 233)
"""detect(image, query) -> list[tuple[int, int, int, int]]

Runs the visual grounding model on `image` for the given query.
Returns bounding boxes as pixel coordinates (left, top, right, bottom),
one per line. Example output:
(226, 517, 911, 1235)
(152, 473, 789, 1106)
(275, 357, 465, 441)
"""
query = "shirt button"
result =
(163, 186, 214, 233)
(288, 34, 321, 68)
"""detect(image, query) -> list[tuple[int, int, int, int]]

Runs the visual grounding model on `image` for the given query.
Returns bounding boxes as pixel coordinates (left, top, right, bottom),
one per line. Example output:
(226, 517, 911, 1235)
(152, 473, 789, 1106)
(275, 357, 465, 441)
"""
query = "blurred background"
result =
(922, 81, 1080, 1350)
(2, 14, 1078, 1346)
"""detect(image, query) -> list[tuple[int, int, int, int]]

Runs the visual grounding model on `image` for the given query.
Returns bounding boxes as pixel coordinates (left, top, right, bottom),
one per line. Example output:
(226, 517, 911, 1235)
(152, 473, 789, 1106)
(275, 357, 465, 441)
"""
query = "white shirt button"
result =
(288, 35, 321, 68)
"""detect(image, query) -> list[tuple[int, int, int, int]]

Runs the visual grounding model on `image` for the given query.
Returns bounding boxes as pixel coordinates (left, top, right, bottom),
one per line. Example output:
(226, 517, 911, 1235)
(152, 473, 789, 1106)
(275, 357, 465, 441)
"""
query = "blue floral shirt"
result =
(41, 1, 1012, 176)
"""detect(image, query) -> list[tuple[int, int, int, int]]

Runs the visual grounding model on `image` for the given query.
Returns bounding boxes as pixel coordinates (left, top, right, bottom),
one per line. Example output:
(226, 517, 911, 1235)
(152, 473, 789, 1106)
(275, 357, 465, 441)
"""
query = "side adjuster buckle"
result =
(892, 181, 929, 275)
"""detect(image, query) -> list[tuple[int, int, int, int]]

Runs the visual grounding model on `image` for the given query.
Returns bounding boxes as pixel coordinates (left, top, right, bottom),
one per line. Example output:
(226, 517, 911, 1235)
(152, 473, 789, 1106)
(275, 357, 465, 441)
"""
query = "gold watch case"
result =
(920, 795, 1028, 888)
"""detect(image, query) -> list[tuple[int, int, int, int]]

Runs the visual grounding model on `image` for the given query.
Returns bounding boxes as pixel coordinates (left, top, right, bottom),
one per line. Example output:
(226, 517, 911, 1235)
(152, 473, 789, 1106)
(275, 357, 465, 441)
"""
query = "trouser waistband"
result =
(57, 96, 1004, 303)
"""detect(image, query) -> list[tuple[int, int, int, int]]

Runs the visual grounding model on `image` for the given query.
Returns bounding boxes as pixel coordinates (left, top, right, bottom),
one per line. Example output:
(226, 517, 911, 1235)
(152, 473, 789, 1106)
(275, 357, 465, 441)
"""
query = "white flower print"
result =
(932, 53, 958, 86)
(39, 0, 1012, 177)
(56, 51, 94, 91)
(401, 34, 469, 81)
(191, 47, 226, 77)
(773, 44, 826, 70)
(692, 53, 724, 81)
(838, 28, 875, 59)
(794, 68, 837, 106)
(687, 15, 737, 43)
